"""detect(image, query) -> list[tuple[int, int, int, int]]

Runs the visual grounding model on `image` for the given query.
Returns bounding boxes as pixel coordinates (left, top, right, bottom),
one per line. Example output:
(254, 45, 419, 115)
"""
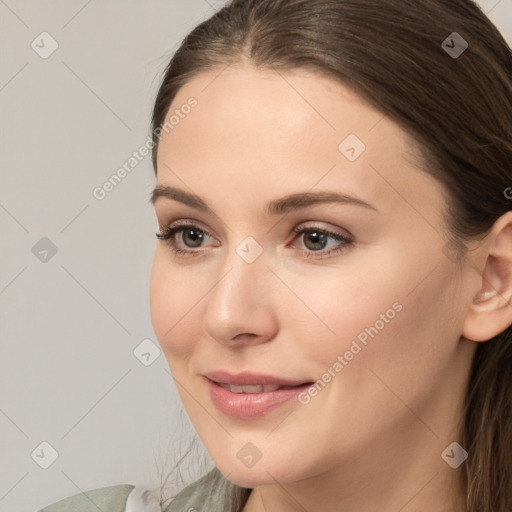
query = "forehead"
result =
(162, 63, 393, 152)
(155, 63, 440, 219)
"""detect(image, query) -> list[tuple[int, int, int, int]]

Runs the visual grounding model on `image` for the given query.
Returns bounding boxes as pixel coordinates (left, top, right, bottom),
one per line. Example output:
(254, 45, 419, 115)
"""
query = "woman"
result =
(39, 0, 512, 511)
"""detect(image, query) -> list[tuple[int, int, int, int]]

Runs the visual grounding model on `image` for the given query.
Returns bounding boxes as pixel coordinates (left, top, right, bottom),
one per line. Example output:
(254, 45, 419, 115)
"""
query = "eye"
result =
(289, 225, 354, 259)
(155, 221, 354, 259)
(155, 221, 215, 257)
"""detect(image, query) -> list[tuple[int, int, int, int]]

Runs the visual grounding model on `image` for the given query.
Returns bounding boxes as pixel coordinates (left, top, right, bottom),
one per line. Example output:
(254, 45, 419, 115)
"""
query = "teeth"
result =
(219, 383, 281, 393)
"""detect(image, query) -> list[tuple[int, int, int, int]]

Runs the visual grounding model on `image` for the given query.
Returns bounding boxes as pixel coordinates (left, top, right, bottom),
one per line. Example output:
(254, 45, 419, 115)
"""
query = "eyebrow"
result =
(150, 185, 378, 215)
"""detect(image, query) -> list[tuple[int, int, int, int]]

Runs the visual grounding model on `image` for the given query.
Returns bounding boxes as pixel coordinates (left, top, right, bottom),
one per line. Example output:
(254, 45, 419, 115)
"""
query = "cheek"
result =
(293, 245, 461, 392)
(149, 250, 199, 362)
(282, 253, 462, 460)
(288, 271, 406, 386)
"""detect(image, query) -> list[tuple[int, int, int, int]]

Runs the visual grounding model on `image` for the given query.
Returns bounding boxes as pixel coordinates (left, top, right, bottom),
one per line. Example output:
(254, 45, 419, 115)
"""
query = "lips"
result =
(204, 370, 312, 388)
(205, 375, 314, 419)
(218, 383, 297, 393)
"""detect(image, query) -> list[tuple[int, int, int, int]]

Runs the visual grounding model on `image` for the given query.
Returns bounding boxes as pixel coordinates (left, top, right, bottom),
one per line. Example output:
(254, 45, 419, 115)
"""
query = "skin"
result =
(149, 61, 512, 512)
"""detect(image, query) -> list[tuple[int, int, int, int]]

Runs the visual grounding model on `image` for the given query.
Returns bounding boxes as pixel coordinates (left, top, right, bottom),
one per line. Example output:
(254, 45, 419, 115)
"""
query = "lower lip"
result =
(205, 377, 312, 419)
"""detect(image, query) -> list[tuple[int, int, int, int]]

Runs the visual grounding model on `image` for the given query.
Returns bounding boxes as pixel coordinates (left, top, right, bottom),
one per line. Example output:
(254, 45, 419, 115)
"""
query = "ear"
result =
(462, 211, 512, 342)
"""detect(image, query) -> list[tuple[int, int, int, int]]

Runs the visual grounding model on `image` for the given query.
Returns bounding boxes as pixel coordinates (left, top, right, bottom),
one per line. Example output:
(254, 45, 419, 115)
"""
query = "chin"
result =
(215, 455, 303, 488)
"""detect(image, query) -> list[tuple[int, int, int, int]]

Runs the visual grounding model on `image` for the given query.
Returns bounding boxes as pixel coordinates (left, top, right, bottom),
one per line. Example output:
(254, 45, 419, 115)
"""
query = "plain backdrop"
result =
(0, 1, 511, 511)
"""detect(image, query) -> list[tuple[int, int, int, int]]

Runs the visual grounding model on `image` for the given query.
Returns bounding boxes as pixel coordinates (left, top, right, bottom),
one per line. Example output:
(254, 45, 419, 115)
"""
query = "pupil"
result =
(184, 229, 203, 247)
(305, 231, 326, 251)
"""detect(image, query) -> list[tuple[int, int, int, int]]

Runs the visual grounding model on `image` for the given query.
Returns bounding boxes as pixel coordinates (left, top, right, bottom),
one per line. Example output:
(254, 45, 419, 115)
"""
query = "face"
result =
(149, 63, 475, 489)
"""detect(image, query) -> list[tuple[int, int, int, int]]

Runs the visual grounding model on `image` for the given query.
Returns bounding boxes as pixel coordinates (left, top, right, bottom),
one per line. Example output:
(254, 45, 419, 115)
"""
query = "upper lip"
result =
(204, 370, 312, 386)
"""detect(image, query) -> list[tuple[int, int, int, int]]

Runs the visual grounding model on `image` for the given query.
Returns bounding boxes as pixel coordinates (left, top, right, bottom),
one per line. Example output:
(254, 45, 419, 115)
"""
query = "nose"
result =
(202, 246, 279, 347)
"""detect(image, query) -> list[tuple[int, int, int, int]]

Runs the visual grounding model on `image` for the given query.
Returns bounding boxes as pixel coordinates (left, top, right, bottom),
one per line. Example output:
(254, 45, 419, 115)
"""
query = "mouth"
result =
(214, 382, 311, 393)
(204, 369, 313, 388)
(204, 374, 315, 419)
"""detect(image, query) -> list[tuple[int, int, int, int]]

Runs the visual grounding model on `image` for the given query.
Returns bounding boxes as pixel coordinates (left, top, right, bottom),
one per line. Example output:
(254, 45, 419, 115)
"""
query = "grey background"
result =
(0, 1, 510, 511)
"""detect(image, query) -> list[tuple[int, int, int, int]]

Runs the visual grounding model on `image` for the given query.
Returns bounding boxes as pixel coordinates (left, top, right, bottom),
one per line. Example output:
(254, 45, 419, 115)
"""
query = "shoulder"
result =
(38, 484, 162, 512)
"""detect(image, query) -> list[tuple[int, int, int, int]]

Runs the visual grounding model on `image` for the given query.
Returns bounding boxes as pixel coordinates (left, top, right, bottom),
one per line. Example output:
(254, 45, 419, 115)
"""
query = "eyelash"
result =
(155, 222, 354, 259)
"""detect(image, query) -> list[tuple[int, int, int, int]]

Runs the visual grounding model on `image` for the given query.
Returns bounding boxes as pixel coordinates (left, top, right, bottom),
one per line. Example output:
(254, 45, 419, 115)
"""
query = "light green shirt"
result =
(37, 468, 248, 512)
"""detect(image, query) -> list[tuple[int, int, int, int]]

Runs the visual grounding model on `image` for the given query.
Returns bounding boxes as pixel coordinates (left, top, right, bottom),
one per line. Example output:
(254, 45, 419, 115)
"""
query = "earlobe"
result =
(461, 212, 512, 342)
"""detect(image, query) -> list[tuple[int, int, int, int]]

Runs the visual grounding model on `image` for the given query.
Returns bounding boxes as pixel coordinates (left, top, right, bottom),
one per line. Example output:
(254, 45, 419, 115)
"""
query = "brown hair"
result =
(150, 1, 512, 511)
